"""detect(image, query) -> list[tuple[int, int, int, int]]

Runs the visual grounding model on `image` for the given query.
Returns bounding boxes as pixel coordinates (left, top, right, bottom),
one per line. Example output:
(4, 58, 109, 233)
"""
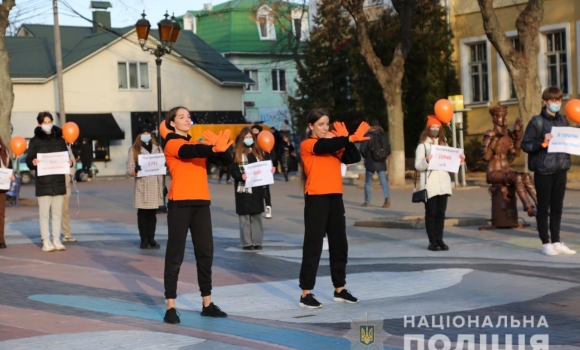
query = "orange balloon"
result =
(10, 136, 27, 157)
(257, 130, 275, 152)
(565, 99, 580, 123)
(62, 122, 80, 144)
(434, 99, 454, 124)
(159, 122, 170, 139)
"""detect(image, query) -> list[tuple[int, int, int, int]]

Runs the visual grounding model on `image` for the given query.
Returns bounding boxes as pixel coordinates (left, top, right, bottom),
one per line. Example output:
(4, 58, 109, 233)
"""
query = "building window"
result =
(94, 139, 110, 161)
(469, 43, 489, 103)
(118, 62, 149, 90)
(272, 69, 286, 92)
(508, 38, 520, 100)
(257, 5, 276, 40)
(243, 70, 259, 91)
(292, 8, 309, 41)
(546, 31, 568, 94)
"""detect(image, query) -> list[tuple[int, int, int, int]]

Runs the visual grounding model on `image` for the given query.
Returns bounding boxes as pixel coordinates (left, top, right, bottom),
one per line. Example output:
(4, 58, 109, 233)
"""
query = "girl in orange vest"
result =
(298, 108, 370, 309)
(162, 106, 232, 323)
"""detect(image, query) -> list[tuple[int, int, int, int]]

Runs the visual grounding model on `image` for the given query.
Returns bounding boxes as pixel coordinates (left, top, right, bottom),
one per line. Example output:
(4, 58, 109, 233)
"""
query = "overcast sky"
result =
(12, 0, 213, 29)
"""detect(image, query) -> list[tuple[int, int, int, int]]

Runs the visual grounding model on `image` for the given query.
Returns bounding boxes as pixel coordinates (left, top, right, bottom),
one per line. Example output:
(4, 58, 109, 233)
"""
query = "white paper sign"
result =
(0, 168, 13, 190)
(427, 145, 463, 173)
(37, 151, 70, 177)
(548, 126, 580, 156)
(138, 153, 167, 177)
(243, 160, 274, 188)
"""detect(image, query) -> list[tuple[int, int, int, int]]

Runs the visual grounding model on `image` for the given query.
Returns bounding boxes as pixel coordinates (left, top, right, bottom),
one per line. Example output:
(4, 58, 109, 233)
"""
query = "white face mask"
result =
(41, 124, 53, 133)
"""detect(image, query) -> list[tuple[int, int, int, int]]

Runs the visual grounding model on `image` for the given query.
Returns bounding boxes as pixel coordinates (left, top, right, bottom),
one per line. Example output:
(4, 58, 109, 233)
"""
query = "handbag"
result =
(412, 144, 429, 203)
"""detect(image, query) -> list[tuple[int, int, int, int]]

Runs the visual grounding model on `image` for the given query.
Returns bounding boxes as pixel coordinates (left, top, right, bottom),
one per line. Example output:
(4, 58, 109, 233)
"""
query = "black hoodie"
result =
(25, 125, 68, 197)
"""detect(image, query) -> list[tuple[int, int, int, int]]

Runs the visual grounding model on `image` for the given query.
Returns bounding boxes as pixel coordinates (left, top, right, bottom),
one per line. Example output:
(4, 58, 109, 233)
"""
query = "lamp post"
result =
(135, 12, 181, 212)
(135, 11, 181, 144)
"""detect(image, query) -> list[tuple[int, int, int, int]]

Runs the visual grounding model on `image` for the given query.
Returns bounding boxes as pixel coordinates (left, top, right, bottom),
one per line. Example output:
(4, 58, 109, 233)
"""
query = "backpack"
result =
(369, 133, 390, 162)
(532, 113, 568, 137)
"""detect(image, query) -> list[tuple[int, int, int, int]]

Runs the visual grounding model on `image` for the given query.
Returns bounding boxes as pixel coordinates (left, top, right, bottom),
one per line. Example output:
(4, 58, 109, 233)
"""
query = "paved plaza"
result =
(2, 175, 580, 349)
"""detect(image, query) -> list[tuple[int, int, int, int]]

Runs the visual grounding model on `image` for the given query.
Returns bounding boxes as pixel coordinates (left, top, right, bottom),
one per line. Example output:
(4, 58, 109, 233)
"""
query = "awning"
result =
(65, 113, 125, 140)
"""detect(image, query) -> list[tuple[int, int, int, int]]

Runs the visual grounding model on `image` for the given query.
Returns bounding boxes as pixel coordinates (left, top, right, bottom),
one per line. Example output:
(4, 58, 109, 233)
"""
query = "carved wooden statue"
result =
(482, 106, 537, 226)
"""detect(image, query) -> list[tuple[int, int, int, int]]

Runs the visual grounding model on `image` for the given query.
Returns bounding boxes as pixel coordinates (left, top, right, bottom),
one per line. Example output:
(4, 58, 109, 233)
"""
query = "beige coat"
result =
(126, 144, 164, 209)
(414, 136, 453, 199)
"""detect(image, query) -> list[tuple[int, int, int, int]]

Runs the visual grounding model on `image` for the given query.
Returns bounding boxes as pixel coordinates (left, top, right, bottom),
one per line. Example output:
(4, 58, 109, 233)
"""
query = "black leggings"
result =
(424, 195, 448, 243)
(299, 194, 347, 290)
(535, 172, 567, 244)
(137, 209, 157, 242)
(164, 203, 214, 298)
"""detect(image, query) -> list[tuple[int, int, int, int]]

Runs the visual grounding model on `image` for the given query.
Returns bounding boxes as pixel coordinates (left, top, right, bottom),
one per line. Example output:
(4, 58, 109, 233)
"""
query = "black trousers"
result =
(164, 203, 214, 298)
(264, 185, 272, 207)
(299, 194, 348, 290)
(535, 172, 567, 244)
(137, 208, 157, 242)
(218, 166, 230, 182)
(424, 195, 448, 243)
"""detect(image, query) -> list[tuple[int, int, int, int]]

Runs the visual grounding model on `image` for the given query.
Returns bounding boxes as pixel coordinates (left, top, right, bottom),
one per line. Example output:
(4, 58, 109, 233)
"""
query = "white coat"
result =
(414, 136, 453, 199)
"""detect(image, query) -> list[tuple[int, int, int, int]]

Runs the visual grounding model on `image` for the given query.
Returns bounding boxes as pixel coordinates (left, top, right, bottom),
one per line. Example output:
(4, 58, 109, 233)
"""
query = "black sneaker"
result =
(299, 293, 322, 309)
(163, 308, 180, 324)
(253, 245, 262, 250)
(201, 302, 227, 318)
(333, 289, 359, 304)
(140, 242, 151, 249)
(149, 240, 161, 249)
(242, 246, 254, 250)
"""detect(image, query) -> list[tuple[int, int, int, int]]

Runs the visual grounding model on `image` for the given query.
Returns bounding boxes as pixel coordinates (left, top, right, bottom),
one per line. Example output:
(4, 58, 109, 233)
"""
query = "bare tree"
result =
(340, 0, 416, 186)
(0, 0, 16, 146)
(477, 0, 543, 125)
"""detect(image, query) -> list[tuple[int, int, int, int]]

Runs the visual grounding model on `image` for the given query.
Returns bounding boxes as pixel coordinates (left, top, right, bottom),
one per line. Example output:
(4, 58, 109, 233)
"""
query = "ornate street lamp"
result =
(135, 11, 181, 144)
(135, 11, 181, 213)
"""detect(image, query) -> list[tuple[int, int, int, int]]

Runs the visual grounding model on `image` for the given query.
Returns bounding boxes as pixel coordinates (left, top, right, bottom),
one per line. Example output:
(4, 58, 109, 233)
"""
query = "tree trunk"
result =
(341, 0, 415, 186)
(0, 1, 15, 148)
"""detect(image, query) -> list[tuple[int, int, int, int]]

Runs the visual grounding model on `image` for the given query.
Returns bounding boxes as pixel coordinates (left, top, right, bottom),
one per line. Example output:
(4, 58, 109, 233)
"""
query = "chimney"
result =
(203, 3, 213, 11)
(90, 1, 112, 33)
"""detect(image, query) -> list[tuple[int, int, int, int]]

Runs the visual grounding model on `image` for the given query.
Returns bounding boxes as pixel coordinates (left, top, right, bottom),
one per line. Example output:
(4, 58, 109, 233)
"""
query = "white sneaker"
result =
(541, 243, 559, 256)
(265, 206, 272, 219)
(322, 237, 329, 251)
(63, 236, 77, 243)
(553, 242, 576, 255)
(53, 239, 66, 251)
(42, 240, 56, 252)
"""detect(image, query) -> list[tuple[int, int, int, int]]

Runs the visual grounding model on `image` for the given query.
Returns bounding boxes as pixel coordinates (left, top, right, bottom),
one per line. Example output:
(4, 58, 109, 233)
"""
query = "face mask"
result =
(141, 135, 151, 143)
(244, 138, 254, 146)
(430, 129, 439, 137)
(41, 124, 53, 132)
(548, 103, 561, 113)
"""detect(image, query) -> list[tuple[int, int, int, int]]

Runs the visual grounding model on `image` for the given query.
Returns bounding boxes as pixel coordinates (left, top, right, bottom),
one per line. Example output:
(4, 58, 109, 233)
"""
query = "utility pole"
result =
(53, 0, 66, 126)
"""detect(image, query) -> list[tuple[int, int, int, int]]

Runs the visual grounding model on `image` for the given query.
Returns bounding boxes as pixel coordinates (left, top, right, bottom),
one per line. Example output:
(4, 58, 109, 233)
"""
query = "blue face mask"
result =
(548, 103, 561, 113)
(141, 135, 151, 143)
(244, 138, 254, 146)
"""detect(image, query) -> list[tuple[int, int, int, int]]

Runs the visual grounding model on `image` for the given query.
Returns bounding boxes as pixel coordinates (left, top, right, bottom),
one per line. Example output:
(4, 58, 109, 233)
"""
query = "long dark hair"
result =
(301, 108, 329, 186)
(418, 128, 447, 146)
(234, 127, 263, 164)
(131, 132, 158, 165)
(164, 106, 189, 132)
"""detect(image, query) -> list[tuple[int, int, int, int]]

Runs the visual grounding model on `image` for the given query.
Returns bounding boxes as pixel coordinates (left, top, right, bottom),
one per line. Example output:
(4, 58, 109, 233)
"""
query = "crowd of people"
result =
(1, 86, 576, 322)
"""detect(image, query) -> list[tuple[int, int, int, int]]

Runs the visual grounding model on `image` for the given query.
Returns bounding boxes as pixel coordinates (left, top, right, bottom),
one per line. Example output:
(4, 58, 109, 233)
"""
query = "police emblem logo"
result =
(345, 312, 389, 350)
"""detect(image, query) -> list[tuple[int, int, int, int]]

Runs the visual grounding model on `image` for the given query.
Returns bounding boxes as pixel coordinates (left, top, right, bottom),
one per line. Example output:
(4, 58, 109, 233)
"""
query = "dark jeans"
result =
(137, 208, 157, 242)
(264, 185, 272, 207)
(218, 166, 230, 182)
(424, 195, 448, 243)
(299, 194, 348, 290)
(164, 203, 213, 298)
(534, 172, 567, 244)
(82, 161, 92, 174)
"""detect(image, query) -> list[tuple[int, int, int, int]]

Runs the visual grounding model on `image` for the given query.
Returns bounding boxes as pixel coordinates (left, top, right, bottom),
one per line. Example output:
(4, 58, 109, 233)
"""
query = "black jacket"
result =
(80, 142, 93, 164)
(522, 107, 571, 175)
(26, 126, 68, 197)
(230, 153, 266, 215)
(359, 128, 389, 172)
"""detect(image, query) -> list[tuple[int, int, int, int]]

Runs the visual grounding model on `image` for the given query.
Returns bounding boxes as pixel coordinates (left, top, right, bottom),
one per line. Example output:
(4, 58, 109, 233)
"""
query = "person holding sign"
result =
(522, 86, 576, 256)
(298, 109, 369, 309)
(415, 116, 464, 252)
(230, 128, 275, 251)
(126, 127, 164, 249)
(162, 106, 232, 323)
(0, 135, 15, 249)
(26, 111, 71, 252)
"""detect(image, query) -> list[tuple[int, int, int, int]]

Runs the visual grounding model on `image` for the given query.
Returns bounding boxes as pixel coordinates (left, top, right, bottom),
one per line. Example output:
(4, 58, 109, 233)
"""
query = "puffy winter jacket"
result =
(25, 126, 68, 197)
